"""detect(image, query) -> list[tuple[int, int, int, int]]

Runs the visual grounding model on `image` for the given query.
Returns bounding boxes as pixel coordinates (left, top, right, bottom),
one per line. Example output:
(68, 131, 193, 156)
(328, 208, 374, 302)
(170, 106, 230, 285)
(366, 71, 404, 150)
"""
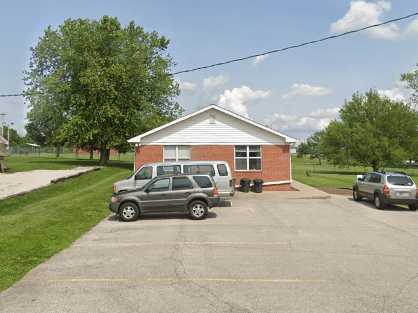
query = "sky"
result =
(0, 0, 417, 140)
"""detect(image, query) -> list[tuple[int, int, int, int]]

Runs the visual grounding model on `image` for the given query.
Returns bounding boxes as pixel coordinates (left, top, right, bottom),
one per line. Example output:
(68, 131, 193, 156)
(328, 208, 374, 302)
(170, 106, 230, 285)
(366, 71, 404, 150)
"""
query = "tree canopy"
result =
(319, 90, 418, 171)
(25, 16, 182, 164)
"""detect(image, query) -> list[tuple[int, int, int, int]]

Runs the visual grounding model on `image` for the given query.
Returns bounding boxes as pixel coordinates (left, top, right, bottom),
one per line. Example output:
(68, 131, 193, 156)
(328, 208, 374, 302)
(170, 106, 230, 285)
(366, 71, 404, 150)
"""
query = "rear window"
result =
(157, 165, 181, 176)
(217, 164, 229, 176)
(387, 175, 413, 186)
(183, 165, 215, 176)
(193, 176, 213, 188)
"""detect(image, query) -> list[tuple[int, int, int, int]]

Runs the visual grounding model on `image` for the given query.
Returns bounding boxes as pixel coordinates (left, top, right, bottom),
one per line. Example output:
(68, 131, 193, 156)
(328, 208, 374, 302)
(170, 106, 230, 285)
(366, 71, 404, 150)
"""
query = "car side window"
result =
(364, 174, 372, 182)
(193, 176, 213, 188)
(217, 164, 229, 176)
(135, 166, 153, 180)
(148, 178, 170, 192)
(183, 165, 215, 176)
(372, 174, 381, 183)
(157, 165, 181, 176)
(172, 177, 193, 190)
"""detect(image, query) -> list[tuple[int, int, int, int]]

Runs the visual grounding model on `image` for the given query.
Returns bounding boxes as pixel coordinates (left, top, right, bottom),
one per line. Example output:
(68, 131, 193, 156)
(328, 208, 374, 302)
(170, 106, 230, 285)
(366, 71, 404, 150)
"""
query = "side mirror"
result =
(357, 175, 364, 182)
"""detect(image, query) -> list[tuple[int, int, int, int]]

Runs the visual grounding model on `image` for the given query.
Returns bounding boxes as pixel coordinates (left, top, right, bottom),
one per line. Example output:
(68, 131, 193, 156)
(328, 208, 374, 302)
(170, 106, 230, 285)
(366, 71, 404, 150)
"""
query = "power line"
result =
(0, 11, 417, 98)
(171, 12, 418, 75)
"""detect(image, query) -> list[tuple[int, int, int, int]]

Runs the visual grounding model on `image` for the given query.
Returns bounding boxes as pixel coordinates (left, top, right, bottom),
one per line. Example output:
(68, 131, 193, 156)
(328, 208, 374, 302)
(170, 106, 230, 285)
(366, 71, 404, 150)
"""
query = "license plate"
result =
(396, 192, 410, 197)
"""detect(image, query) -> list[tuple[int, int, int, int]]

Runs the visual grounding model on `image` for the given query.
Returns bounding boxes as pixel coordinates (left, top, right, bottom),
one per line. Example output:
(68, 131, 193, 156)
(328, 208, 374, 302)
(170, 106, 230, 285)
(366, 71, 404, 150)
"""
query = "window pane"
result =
(235, 159, 247, 170)
(183, 165, 215, 176)
(172, 177, 193, 190)
(249, 151, 260, 157)
(235, 151, 247, 157)
(135, 166, 153, 180)
(163, 146, 176, 161)
(217, 164, 229, 176)
(157, 165, 181, 176)
(249, 158, 261, 170)
(193, 176, 213, 188)
(249, 145, 260, 151)
(149, 178, 170, 192)
(387, 175, 413, 186)
(235, 145, 247, 151)
(178, 146, 191, 160)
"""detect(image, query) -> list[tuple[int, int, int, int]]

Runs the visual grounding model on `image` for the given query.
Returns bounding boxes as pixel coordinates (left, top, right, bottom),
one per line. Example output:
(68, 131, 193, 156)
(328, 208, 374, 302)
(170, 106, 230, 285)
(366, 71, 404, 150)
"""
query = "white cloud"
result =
(254, 55, 269, 64)
(405, 18, 418, 36)
(203, 75, 228, 90)
(377, 81, 410, 102)
(330, 1, 400, 40)
(217, 86, 271, 117)
(282, 83, 332, 99)
(178, 80, 196, 92)
(266, 108, 340, 133)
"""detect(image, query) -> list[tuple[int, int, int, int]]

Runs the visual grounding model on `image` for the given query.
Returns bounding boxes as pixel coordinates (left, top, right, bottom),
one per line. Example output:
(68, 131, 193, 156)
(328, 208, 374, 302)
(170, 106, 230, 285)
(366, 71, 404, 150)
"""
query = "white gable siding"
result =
(141, 109, 286, 145)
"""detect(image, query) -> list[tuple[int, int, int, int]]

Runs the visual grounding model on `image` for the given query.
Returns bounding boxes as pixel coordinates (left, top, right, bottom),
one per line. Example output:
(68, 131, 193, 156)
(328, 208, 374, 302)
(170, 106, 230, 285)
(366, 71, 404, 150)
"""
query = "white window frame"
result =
(163, 145, 191, 162)
(234, 145, 262, 171)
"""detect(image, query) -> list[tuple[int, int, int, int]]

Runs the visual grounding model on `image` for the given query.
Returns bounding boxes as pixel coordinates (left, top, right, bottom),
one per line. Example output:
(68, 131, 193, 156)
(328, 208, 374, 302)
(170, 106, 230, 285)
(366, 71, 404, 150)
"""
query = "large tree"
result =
(401, 63, 418, 110)
(320, 90, 418, 171)
(25, 16, 181, 164)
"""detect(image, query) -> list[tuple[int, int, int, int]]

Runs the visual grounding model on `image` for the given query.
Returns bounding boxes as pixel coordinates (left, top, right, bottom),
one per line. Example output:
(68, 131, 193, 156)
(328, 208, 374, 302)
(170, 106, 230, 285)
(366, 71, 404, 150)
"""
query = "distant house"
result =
(128, 105, 296, 191)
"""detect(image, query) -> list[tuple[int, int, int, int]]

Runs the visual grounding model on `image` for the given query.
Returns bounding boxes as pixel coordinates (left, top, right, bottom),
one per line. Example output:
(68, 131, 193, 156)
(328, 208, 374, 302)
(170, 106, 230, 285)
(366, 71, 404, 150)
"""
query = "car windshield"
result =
(387, 175, 413, 186)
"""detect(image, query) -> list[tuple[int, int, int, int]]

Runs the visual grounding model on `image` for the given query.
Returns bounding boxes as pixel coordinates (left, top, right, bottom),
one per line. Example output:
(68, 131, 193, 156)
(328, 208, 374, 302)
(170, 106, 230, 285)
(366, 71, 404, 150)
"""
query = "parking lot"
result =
(1, 184, 418, 313)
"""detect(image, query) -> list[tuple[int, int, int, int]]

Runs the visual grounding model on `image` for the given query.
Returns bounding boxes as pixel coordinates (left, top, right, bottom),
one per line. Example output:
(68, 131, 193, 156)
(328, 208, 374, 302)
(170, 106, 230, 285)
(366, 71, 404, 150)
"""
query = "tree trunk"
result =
(89, 149, 94, 160)
(371, 160, 378, 172)
(55, 145, 61, 158)
(99, 148, 110, 165)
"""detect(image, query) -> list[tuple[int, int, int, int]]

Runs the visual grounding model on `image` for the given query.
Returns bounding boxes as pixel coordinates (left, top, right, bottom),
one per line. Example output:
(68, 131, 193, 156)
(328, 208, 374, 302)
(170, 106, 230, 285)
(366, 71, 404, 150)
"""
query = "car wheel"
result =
(119, 202, 140, 222)
(408, 204, 417, 211)
(374, 194, 385, 210)
(189, 200, 208, 220)
(353, 188, 361, 201)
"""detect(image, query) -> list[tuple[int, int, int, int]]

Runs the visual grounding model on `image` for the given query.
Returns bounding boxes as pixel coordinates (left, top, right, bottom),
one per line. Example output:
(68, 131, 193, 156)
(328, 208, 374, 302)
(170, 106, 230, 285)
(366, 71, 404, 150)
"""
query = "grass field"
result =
(292, 156, 418, 189)
(0, 159, 130, 291)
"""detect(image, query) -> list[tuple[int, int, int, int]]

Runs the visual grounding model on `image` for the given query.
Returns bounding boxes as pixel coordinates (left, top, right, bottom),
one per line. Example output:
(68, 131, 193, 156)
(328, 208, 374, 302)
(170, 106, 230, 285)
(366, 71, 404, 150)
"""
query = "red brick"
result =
(135, 144, 291, 190)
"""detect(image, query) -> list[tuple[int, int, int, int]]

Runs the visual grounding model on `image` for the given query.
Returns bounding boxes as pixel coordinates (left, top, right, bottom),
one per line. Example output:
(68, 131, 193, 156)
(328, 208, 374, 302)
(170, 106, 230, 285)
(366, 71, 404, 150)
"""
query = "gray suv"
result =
(109, 174, 220, 221)
(353, 172, 417, 210)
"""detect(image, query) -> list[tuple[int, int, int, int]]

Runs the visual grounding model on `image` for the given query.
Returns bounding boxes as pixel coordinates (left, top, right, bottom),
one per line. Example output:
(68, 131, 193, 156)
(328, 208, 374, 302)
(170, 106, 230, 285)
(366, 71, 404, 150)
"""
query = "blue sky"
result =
(1, 0, 417, 139)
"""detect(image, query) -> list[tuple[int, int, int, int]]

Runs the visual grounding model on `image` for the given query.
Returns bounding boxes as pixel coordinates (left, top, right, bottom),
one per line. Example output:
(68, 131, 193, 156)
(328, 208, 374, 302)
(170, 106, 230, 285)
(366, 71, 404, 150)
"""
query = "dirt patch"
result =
(317, 187, 352, 196)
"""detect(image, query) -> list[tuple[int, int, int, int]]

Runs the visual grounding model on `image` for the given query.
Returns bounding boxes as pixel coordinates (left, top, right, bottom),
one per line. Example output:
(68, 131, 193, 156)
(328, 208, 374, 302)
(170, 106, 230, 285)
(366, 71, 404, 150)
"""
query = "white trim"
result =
(163, 145, 191, 162)
(289, 150, 292, 183)
(234, 145, 262, 171)
(234, 180, 291, 188)
(143, 142, 289, 146)
(128, 104, 296, 144)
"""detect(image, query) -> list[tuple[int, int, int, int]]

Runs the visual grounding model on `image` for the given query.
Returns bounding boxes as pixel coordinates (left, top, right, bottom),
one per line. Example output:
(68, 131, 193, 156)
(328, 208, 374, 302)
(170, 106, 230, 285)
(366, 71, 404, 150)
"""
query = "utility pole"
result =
(0, 113, 6, 137)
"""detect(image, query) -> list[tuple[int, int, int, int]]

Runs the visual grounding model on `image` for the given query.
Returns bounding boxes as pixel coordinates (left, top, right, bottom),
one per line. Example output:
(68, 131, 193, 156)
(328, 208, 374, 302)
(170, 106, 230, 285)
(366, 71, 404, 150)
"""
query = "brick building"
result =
(128, 105, 295, 191)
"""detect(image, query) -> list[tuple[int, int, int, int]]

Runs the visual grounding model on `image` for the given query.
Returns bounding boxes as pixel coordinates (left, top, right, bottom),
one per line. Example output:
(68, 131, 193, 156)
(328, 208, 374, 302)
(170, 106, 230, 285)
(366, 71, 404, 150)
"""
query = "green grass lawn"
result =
(292, 156, 418, 189)
(0, 165, 130, 291)
(5, 154, 134, 173)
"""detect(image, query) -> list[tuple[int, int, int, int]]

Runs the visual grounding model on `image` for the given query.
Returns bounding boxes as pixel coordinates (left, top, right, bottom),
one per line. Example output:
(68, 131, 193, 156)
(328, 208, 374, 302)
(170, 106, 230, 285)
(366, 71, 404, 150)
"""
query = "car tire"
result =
(374, 193, 386, 210)
(189, 200, 208, 220)
(408, 204, 417, 211)
(353, 188, 361, 201)
(119, 202, 140, 222)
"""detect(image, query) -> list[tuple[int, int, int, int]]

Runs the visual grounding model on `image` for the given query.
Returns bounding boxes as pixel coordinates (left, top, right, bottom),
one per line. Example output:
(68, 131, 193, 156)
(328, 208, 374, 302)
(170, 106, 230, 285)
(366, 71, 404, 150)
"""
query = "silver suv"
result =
(109, 174, 220, 221)
(353, 172, 417, 210)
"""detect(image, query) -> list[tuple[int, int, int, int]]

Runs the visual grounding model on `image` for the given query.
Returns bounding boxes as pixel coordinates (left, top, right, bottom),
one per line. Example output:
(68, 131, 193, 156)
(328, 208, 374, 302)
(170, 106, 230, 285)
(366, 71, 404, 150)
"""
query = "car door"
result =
(358, 173, 371, 197)
(214, 163, 231, 196)
(134, 166, 153, 189)
(140, 178, 171, 212)
(361, 173, 373, 199)
(169, 176, 195, 211)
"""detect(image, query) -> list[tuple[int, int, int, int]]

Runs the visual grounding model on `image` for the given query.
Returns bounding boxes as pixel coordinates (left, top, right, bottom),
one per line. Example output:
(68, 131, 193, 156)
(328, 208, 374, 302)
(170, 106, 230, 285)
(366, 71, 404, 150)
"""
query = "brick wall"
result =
(135, 145, 163, 170)
(135, 144, 292, 191)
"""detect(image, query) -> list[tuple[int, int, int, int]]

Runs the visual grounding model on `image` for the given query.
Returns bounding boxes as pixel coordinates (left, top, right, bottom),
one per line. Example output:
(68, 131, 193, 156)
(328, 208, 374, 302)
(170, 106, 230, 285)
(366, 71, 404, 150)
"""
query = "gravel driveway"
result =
(0, 167, 99, 200)
(1, 182, 418, 313)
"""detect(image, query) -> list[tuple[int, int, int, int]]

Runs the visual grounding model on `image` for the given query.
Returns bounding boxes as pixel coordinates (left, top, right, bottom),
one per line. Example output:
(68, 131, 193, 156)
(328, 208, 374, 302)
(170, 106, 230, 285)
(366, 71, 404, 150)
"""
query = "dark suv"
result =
(109, 174, 220, 221)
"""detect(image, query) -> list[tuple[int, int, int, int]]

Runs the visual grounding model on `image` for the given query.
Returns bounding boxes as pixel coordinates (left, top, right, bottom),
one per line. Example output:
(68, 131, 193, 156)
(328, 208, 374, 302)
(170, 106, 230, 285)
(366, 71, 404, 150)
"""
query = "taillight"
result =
(213, 187, 219, 197)
(416, 188, 418, 198)
(383, 184, 390, 197)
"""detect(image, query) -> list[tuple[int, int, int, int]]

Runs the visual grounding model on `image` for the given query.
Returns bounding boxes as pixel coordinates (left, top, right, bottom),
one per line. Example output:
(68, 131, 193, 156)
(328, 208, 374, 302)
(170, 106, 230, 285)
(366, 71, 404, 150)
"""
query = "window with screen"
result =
(172, 177, 193, 190)
(193, 176, 213, 188)
(234, 145, 261, 171)
(157, 165, 181, 176)
(183, 164, 215, 176)
(163, 146, 190, 162)
(148, 178, 170, 192)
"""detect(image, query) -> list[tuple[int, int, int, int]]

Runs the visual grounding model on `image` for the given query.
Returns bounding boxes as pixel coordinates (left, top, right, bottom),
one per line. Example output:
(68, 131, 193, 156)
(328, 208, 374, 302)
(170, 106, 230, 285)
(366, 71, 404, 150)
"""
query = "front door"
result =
(140, 178, 171, 212)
